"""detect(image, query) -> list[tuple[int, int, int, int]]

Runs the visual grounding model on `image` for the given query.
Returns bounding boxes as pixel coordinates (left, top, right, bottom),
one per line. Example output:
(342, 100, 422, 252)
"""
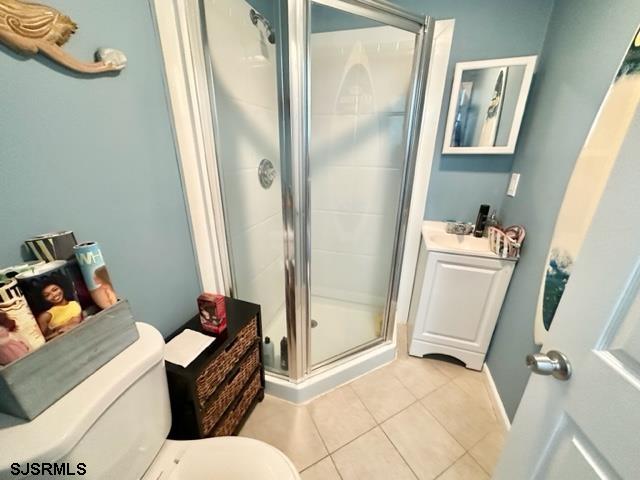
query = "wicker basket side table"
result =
(165, 297, 265, 439)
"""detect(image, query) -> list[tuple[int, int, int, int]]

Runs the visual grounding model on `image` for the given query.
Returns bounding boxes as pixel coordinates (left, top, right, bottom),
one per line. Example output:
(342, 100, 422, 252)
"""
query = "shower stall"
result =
(158, 0, 433, 399)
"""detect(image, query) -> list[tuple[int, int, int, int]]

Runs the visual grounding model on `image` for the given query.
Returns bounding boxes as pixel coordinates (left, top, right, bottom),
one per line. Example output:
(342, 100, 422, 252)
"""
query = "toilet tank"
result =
(0, 323, 171, 480)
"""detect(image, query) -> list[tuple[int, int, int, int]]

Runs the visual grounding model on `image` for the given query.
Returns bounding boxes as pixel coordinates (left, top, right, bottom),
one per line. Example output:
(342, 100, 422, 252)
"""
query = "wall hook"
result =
(0, 0, 126, 74)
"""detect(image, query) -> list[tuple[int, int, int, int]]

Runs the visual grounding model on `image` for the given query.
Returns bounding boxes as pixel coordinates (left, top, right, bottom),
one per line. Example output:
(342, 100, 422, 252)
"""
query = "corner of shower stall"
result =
(198, 0, 432, 403)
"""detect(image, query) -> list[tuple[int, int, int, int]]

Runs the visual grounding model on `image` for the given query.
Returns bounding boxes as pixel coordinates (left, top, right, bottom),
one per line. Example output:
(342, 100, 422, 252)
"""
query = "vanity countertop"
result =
(422, 221, 517, 261)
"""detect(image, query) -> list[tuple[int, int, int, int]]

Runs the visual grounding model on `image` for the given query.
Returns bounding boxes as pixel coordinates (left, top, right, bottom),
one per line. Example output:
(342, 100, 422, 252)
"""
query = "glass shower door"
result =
(308, 3, 423, 366)
(201, 0, 288, 375)
(200, 0, 431, 380)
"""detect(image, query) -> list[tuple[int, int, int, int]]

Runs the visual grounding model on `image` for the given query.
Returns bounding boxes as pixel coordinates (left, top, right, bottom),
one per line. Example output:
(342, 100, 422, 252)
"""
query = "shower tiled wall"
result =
(205, 0, 285, 328)
(205, 5, 417, 320)
(309, 26, 415, 306)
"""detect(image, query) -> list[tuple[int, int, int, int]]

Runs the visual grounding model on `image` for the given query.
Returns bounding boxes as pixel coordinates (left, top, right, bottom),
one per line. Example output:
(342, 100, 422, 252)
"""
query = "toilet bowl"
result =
(143, 437, 299, 480)
(0, 323, 300, 480)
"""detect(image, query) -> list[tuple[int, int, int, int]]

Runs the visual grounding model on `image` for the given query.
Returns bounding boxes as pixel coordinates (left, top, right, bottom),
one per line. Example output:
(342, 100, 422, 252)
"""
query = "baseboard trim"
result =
(484, 365, 511, 431)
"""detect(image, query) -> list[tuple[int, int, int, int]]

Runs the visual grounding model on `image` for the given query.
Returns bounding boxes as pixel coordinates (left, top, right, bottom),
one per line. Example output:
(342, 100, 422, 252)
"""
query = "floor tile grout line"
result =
(312, 374, 381, 455)
(378, 424, 420, 480)
(242, 397, 328, 474)
(328, 454, 345, 480)
(348, 362, 419, 424)
(469, 451, 494, 478)
(411, 398, 466, 451)
(419, 384, 477, 454)
(328, 423, 379, 456)
(390, 361, 455, 403)
(307, 383, 378, 455)
(467, 424, 502, 451)
(466, 428, 505, 477)
(319, 391, 496, 480)
(298, 454, 330, 475)
(346, 352, 476, 475)
(345, 355, 422, 472)
(348, 370, 417, 426)
(451, 372, 500, 423)
(255, 346, 503, 477)
(308, 372, 396, 458)
(305, 403, 329, 453)
(356, 392, 448, 480)
(412, 388, 492, 480)
(301, 402, 331, 470)
(322, 393, 420, 473)
(388, 358, 430, 393)
(403, 399, 469, 473)
(378, 398, 420, 425)
(322, 423, 381, 478)
(380, 367, 471, 476)
(326, 384, 468, 480)
(432, 452, 479, 480)
(419, 381, 503, 473)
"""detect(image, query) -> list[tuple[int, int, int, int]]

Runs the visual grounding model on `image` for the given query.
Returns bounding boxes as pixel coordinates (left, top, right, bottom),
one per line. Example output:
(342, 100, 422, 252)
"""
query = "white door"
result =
(494, 107, 640, 478)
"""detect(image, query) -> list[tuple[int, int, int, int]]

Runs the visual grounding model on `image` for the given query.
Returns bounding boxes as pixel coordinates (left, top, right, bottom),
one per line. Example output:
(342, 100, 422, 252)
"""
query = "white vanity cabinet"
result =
(407, 223, 516, 370)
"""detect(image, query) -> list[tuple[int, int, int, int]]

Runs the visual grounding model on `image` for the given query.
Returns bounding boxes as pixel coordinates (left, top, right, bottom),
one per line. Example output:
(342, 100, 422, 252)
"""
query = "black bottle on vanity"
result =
(473, 204, 491, 237)
(280, 336, 288, 371)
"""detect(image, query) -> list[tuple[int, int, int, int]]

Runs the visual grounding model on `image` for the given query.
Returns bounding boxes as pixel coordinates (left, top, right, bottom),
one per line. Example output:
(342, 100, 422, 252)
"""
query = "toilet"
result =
(0, 323, 300, 480)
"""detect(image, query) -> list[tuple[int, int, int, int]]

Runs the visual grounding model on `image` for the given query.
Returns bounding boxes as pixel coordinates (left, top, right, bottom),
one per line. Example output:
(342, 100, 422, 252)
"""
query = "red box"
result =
(197, 293, 227, 335)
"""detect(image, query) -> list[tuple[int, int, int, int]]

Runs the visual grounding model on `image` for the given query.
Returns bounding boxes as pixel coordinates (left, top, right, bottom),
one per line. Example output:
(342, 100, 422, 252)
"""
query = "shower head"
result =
(249, 8, 276, 45)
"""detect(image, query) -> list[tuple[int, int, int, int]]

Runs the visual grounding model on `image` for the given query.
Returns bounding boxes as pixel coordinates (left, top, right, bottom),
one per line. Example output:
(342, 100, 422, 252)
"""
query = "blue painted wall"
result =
(486, 0, 640, 419)
(395, 0, 554, 222)
(311, 0, 555, 222)
(0, 1, 200, 336)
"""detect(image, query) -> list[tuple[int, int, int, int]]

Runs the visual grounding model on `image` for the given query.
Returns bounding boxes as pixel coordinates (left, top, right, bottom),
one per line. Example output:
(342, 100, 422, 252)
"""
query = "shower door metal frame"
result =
(150, 0, 235, 297)
(152, 0, 434, 385)
(279, 0, 434, 380)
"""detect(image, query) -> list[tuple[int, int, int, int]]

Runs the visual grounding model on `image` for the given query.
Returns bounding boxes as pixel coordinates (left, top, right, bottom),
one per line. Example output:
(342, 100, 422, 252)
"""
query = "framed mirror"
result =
(443, 55, 537, 154)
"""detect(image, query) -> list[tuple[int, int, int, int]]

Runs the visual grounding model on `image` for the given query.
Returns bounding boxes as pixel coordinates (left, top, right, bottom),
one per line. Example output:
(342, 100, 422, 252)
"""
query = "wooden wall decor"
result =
(0, 0, 126, 74)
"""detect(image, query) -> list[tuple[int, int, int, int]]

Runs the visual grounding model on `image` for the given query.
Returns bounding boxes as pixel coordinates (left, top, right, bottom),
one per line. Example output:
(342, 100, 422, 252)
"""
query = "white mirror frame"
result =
(442, 55, 537, 155)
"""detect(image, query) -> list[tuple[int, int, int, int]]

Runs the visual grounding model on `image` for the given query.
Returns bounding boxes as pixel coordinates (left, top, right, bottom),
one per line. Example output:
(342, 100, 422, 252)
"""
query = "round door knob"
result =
(526, 350, 571, 381)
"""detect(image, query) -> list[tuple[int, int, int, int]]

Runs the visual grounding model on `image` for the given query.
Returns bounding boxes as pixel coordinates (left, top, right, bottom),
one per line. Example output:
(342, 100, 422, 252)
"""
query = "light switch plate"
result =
(507, 173, 520, 197)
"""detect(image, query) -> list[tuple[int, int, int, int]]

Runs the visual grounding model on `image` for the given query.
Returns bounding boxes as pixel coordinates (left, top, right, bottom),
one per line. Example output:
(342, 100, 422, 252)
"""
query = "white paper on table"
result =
(164, 329, 215, 368)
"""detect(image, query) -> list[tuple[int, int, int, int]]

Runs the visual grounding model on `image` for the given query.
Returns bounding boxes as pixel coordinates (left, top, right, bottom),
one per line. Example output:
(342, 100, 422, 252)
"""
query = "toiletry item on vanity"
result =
(473, 204, 491, 238)
(197, 293, 228, 335)
(488, 224, 526, 258)
(263, 336, 274, 368)
(485, 210, 500, 231)
(445, 221, 474, 235)
(280, 336, 288, 371)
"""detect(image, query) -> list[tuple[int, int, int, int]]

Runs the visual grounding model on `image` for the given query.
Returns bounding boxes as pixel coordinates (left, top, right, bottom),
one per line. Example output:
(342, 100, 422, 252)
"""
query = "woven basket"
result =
(213, 370, 262, 437)
(195, 317, 258, 405)
(201, 345, 260, 435)
(488, 227, 521, 259)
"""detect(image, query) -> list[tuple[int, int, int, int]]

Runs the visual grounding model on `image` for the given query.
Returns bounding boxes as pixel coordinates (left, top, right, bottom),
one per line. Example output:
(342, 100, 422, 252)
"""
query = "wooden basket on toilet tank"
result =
(0, 300, 139, 420)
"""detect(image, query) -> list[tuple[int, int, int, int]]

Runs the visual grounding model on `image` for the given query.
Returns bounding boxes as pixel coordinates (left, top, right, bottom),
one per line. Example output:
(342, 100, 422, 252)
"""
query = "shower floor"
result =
(263, 296, 383, 373)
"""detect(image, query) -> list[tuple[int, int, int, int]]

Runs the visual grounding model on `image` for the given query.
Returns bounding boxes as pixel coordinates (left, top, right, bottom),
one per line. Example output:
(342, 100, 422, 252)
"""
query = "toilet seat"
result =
(142, 436, 300, 480)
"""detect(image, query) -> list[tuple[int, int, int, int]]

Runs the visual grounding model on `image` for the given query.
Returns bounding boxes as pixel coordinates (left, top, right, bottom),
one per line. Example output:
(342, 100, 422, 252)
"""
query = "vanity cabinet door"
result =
(413, 251, 514, 354)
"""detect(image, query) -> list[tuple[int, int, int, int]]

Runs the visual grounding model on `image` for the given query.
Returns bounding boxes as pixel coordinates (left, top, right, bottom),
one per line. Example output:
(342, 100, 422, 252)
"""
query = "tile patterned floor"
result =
(239, 326, 507, 479)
